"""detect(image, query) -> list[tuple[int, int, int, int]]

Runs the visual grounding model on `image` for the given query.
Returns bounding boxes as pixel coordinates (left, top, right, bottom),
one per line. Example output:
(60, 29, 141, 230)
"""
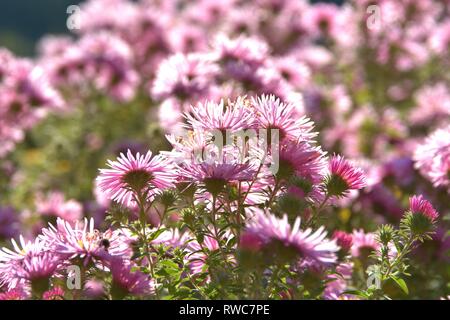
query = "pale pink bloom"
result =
(39, 218, 131, 266)
(245, 210, 339, 266)
(110, 258, 155, 296)
(43, 287, 65, 300)
(409, 83, 450, 125)
(323, 262, 353, 300)
(151, 53, 217, 102)
(0, 288, 29, 300)
(151, 228, 189, 249)
(430, 19, 450, 55)
(212, 34, 269, 68)
(304, 3, 340, 39)
(278, 140, 327, 184)
(0, 237, 61, 289)
(351, 230, 380, 258)
(97, 150, 177, 207)
(186, 235, 221, 275)
(185, 98, 254, 132)
(273, 56, 311, 90)
(251, 94, 315, 142)
(35, 192, 83, 222)
(414, 125, 450, 191)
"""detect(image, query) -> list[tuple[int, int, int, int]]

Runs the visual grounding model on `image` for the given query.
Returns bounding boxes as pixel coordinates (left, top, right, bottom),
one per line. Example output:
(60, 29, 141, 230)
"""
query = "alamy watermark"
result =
(66, 5, 82, 31)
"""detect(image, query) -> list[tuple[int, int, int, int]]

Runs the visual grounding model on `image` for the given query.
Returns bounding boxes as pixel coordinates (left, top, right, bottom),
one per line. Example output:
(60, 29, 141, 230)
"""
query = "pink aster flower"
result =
(277, 140, 327, 184)
(35, 191, 83, 222)
(43, 287, 65, 300)
(14, 251, 63, 283)
(184, 97, 254, 132)
(0, 237, 62, 290)
(244, 210, 338, 266)
(251, 95, 315, 142)
(97, 150, 177, 207)
(414, 125, 450, 191)
(151, 53, 217, 102)
(273, 56, 311, 90)
(351, 230, 380, 258)
(323, 262, 353, 300)
(0, 288, 29, 300)
(39, 218, 131, 266)
(332, 231, 353, 253)
(304, 3, 340, 38)
(326, 155, 366, 197)
(409, 195, 439, 223)
(110, 258, 155, 298)
(186, 235, 220, 275)
(212, 34, 269, 69)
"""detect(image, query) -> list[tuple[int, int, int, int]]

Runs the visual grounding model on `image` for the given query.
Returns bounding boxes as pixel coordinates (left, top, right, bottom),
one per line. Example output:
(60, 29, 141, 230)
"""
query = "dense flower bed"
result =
(0, 0, 449, 300)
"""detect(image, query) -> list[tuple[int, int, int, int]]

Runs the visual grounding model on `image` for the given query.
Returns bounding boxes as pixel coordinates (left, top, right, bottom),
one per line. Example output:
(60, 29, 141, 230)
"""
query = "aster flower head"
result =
(351, 230, 379, 259)
(251, 94, 314, 143)
(179, 161, 256, 197)
(0, 288, 29, 300)
(332, 231, 353, 253)
(184, 97, 254, 133)
(244, 210, 338, 266)
(0, 237, 63, 293)
(35, 191, 83, 222)
(325, 155, 366, 197)
(110, 258, 155, 299)
(97, 149, 177, 207)
(213, 34, 269, 69)
(413, 125, 450, 191)
(186, 235, 220, 275)
(277, 140, 327, 184)
(403, 195, 439, 236)
(152, 53, 217, 102)
(43, 287, 65, 300)
(39, 218, 131, 266)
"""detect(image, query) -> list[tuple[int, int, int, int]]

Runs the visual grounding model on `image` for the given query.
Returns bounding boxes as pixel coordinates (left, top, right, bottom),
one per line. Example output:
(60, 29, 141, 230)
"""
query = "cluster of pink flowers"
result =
(0, 0, 448, 300)
(0, 49, 63, 157)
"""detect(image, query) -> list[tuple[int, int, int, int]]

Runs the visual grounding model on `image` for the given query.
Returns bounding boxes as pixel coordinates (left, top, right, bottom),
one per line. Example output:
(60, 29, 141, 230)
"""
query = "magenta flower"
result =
(350, 230, 379, 258)
(277, 140, 327, 184)
(409, 195, 439, 223)
(39, 218, 131, 266)
(0, 288, 29, 300)
(184, 98, 254, 132)
(332, 231, 353, 253)
(97, 149, 177, 207)
(414, 125, 450, 191)
(35, 191, 83, 222)
(186, 235, 220, 275)
(43, 287, 65, 300)
(152, 53, 217, 102)
(0, 237, 62, 290)
(14, 251, 63, 283)
(244, 210, 338, 266)
(251, 94, 315, 142)
(326, 155, 366, 197)
(180, 161, 256, 196)
(110, 258, 155, 298)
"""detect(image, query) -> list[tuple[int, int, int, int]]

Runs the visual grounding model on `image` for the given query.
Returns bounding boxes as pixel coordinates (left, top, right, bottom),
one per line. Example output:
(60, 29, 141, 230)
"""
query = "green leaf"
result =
(342, 289, 370, 299)
(391, 276, 409, 295)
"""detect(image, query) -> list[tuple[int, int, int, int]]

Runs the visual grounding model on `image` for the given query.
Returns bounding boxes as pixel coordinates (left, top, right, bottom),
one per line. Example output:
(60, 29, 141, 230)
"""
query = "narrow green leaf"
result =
(391, 276, 409, 295)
